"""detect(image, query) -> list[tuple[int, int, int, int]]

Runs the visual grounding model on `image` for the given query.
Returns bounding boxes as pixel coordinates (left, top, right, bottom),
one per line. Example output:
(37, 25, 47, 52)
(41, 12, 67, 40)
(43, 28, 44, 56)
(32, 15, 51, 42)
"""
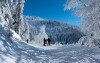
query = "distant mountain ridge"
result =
(24, 16, 83, 44)
(24, 16, 46, 21)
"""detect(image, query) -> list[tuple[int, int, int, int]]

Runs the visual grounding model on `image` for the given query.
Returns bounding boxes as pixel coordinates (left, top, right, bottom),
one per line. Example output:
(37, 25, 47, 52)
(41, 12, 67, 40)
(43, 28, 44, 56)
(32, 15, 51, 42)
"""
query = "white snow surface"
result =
(11, 30, 22, 40)
(0, 23, 100, 63)
(0, 26, 100, 63)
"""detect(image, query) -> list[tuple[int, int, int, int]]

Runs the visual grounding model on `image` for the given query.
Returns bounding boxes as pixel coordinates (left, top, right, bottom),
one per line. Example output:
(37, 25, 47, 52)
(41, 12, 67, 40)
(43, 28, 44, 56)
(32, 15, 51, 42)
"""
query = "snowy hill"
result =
(24, 16, 83, 44)
(0, 28, 100, 63)
(0, 24, 100, 63)
(0, 22, 99, 63)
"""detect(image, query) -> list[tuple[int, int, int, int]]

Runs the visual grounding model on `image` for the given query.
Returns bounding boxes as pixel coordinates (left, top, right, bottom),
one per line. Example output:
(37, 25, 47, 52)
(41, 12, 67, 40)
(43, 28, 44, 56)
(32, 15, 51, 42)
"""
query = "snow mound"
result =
(78, 36, 100, 48)
(11, 30, 22, 40)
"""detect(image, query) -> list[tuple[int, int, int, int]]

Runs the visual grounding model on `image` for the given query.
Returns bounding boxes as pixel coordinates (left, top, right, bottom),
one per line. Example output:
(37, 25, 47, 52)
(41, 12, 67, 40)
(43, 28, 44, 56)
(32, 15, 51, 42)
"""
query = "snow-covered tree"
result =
(34, 25, 48, 45)
(64, 0, 100, 36)
(64, 0, 100, 47)
(0, 0, 33, 43)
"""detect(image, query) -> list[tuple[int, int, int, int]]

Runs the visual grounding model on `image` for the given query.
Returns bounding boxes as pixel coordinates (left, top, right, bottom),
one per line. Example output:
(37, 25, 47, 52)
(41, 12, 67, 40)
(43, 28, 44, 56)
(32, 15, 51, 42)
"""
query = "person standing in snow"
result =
(27, 39, 28, 43)
(43, 38, 46, 46)
(47, 38, 51, 46)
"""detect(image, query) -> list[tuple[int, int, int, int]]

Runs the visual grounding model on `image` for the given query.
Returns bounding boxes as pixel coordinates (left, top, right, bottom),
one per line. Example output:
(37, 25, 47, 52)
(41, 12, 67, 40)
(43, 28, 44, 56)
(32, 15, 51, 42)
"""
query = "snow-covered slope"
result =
(0, 28, 100, 63)
(24, 16, 83, 44)
(0, 24, 100, 63)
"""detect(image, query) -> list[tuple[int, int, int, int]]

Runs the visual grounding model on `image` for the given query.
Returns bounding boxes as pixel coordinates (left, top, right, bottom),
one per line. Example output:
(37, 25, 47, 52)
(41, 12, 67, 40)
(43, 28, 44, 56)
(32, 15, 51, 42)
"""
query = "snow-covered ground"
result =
(0, 23, 100, 63)
(1, 37, 100, 63)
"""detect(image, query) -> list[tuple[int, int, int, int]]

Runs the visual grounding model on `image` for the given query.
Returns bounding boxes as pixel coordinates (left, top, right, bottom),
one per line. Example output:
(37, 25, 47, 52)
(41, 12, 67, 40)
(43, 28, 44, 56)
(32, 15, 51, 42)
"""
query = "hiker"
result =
(27, 39, 28, 43)
(47, 38, 51, 46)
(43, 38, 46, 46)
(91, 33, 93, 37)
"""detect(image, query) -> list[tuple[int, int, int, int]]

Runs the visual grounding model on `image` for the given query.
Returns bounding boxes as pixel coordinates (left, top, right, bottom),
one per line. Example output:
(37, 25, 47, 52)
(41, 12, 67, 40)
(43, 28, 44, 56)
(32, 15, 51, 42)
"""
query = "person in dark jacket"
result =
(47, 38, 51, 46)
(43, 38, 46, 46)
(27, 39, 28, 43)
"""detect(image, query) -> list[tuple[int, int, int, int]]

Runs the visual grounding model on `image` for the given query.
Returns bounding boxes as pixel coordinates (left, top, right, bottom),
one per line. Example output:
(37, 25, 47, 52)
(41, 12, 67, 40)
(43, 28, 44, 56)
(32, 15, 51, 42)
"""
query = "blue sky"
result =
(23, 0, 81, 26)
